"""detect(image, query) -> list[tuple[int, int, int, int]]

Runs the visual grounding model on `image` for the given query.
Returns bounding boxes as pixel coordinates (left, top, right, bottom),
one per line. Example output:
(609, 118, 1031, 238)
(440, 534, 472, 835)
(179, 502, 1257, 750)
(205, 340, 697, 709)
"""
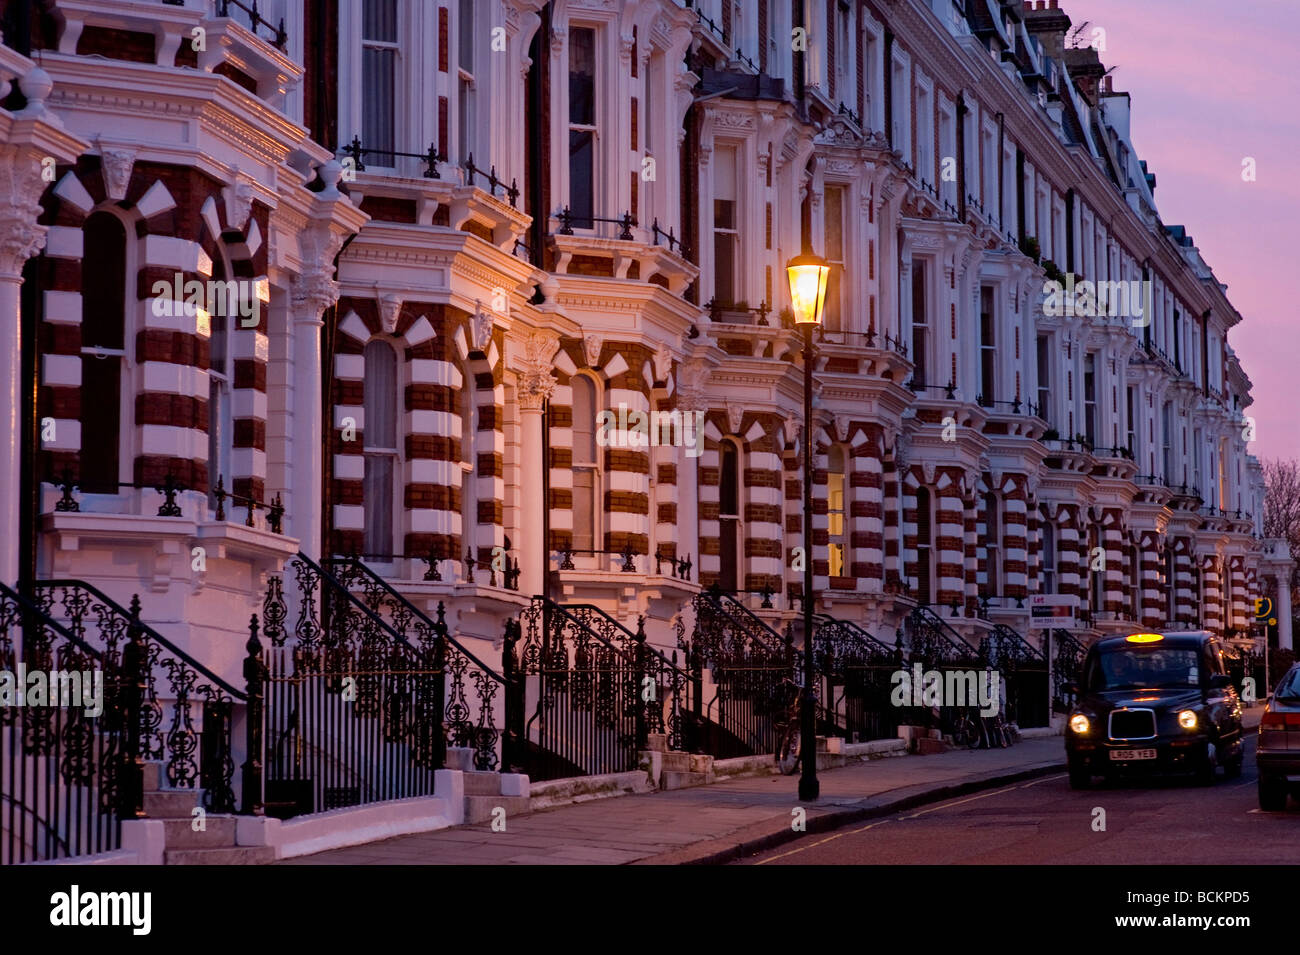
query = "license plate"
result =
(1110, 748, 1157, 761)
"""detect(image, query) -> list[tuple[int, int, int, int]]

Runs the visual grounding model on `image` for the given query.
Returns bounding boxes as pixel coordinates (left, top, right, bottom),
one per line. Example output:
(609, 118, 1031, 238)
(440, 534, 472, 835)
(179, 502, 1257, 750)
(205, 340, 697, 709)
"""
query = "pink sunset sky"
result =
(1068, 0, 1299, 465)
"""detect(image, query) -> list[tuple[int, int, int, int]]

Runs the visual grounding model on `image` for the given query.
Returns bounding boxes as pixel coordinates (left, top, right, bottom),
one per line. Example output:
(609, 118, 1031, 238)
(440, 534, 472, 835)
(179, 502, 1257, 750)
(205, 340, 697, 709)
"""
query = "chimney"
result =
(1023, 0, 1072, 62)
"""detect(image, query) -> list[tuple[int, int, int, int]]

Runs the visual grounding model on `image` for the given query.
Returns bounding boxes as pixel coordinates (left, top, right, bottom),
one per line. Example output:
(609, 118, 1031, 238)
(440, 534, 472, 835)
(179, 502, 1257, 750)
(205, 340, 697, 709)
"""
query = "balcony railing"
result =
(649, 218, 688, 256)
(461, 153, 519, 207)
(553, 207, 637, 239)
(210, 0, 287, 51)
(705, 298, 772, 325)
(339, 136, 445, 178)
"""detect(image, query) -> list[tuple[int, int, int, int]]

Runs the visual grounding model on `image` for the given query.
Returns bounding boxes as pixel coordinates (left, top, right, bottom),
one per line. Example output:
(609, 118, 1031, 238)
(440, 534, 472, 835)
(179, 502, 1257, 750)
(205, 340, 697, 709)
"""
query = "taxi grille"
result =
(1108, 709, 1156, 740)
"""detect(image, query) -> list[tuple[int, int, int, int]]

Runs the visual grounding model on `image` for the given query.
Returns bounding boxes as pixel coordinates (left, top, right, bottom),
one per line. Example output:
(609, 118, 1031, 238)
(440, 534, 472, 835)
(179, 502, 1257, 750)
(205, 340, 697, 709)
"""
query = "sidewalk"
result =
(283, 737, 1067, 866)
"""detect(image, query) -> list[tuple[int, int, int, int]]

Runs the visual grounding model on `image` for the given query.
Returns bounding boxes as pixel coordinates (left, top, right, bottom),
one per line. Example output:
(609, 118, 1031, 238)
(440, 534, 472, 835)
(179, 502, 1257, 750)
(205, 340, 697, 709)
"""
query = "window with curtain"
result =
(979, 286, 996, 404)
(1041, 518, 1056, 594)
(1037, 335, 1051, 421)
(568, 26, 597, 229)
(916, 486, 932, 605)
(363, 340, 398, 558)
(828, 446, 847, 577)
(984, 491, 1000, 595)
(719, 439, 742, 591)
(713, 145, 739, 307)
(362, 0, 398, 165)
(824, 186, 844, 331)
(571, 375, 599, 554)
(460, 367, 478, 560)
(1083, 353, 1097, 447)
(911, 260, 928, 387)
(457, 0, 477, 161)
(207, 255, 233, 509)
(80, 211, 127, 495)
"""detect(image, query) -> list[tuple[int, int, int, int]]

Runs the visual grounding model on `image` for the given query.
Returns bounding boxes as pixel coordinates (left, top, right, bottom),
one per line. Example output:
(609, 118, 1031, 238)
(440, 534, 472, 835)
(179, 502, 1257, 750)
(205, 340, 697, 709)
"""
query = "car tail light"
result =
(1261, 712, 1300, 730)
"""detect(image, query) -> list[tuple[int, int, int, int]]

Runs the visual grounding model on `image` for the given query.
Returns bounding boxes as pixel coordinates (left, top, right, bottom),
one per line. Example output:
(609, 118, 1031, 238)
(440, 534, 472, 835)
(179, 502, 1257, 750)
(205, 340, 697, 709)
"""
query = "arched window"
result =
(80, 211, 128, 494)
(827, 446, 847, 578)
(719, 439, 742, 591)
(571, 374, 600, 555)
(362, 340, 398, 558)
(460, 365, 479, 561)
(915, 486, 933, 605)
(207, 254, 233, 507)
(1088, 525, 1103, 614)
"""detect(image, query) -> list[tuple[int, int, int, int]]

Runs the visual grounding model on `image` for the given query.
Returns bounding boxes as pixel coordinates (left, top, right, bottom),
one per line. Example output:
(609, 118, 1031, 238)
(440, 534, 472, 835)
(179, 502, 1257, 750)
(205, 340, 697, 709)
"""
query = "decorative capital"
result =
(519, 369, 556, 410)
(291, 271, 339, 316)
(0, 146, 51, 277)
(675, 358, 709, 412)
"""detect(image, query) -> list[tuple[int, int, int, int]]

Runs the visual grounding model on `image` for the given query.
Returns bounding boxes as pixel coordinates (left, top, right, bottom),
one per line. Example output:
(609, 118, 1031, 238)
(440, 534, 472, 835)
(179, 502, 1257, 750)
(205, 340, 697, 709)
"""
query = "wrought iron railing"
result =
(461, 153, 519, 207)
(211, 0, 287, 50)
(683, 590, 793, 757)
(30, 579, 246, 816)
(1049, 629, 1087, 713)
(339, 135, 444, 177)
(258, 554, 452, 815)
(553, 207, 637, 239)
(516, 599, 651, 780)
(813, 615, 904, 742)
(1, 582, 121, 863)
(980, 623, 1049, 728)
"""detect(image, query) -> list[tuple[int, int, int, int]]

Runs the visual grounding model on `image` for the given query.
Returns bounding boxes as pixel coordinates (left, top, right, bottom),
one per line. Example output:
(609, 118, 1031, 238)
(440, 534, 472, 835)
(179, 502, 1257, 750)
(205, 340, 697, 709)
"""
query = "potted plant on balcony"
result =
(1042, 427, 1060, 441)
(1019, 234, 1041, 264)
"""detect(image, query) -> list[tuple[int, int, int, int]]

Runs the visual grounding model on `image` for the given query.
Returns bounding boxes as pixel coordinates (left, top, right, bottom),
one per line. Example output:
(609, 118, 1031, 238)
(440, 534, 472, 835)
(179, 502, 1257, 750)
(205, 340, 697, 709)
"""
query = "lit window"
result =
(571, 375, 600, 554)
(828, 446, 847, 577)
(720, 440, 742, 591)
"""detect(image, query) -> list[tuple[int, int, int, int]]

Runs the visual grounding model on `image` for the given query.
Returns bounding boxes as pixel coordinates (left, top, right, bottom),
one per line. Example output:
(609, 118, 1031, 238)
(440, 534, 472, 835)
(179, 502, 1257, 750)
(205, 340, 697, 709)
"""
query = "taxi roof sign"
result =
(1125, 633, 1165, 644)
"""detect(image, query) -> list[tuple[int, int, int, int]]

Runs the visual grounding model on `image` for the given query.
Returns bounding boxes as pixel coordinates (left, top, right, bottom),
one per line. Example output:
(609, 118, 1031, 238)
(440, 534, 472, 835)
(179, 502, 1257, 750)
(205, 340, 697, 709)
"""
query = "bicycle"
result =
(773, 678, 817, 775)
(950, 707, 983, 749)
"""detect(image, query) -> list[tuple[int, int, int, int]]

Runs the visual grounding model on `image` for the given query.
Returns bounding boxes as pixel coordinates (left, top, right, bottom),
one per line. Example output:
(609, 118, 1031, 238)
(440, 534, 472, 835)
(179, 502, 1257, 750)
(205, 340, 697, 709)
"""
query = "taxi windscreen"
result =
(1083, 647, 1201, 691)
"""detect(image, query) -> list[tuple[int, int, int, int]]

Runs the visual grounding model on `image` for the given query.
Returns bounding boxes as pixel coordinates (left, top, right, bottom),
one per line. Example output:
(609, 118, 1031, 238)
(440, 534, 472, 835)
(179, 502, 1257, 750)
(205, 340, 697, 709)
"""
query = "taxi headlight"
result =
(1069, 714, 1090, 734)
(1177, 709, 1198, 730)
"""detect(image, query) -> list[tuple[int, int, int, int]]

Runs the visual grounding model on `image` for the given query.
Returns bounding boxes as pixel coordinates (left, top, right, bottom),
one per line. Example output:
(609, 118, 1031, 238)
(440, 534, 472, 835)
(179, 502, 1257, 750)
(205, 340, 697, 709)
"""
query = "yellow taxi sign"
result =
(1125, 633, 1164, 643)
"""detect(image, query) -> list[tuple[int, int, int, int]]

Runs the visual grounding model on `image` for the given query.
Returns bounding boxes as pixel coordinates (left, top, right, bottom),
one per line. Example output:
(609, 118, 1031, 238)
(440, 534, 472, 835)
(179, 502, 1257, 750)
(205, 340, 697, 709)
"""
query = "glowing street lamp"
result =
(786, 254, 831, 327)
(786, 252, 831, 803)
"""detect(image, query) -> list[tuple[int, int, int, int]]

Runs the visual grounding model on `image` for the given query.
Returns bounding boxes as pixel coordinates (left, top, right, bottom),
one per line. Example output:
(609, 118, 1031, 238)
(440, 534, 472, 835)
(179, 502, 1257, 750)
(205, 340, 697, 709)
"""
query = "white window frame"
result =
(363, 338, 401, 563)
(570, 372, 603, 561)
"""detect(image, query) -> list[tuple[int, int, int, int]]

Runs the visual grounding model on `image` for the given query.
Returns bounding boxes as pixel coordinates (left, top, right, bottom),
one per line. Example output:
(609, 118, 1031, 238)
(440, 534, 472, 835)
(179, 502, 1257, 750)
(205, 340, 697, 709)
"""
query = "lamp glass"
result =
(786, 256, 830, 326)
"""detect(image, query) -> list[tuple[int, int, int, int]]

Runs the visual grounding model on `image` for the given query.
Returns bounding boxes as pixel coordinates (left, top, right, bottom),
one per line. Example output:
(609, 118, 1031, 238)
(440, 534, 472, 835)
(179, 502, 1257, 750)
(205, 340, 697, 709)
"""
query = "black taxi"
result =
(1065, 631, 1244, 788)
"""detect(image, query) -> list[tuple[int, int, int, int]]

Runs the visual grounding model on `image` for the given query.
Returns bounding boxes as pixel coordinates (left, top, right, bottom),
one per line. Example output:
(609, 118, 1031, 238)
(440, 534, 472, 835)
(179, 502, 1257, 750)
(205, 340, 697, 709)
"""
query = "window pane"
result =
(82, 213, 126, 349)
(362, 47, 395, 161)
(568, 130, 595, 228)
(364, 341, 397, 449)
(713, 231, 735, 305)
(80, 357, 121, 494)
(824, 187, 843, 260)
(569, 27, 596, 126)
(458, 0, 474, 73)
(571, 376, 596, 464)
(363, 455, 394, 557)
(363, 0, 397, 43)
(208, 378, 229, 501)
(720, 444, 739, 515)
(573, 470, 594, 551)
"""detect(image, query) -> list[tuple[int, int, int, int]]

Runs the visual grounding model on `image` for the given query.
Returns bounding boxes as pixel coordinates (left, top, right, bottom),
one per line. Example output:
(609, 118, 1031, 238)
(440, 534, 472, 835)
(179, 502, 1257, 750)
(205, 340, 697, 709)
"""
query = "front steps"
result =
(141, 762, 275, 865)
(462, 770, 531, 824)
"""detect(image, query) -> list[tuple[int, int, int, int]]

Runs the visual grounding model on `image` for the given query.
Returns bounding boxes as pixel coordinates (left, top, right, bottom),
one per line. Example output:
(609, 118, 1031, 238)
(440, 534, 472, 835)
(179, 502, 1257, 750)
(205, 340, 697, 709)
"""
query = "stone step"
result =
(143, 789, 202, 819)
(660, 751, 692, 773)
(463, 794, 531, 826)
(161, 815, 239, 849)
(660, 770, 709, 791)
(463, 771, 503, 796)
(917, 737, 949, 755)
(164, 846, 276, 866)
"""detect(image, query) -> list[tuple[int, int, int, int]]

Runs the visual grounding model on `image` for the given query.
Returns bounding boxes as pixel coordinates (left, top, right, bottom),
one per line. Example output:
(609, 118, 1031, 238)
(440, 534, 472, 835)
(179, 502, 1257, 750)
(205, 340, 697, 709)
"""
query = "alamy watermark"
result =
(150, 271, 268, 327)
(0, 665, 104, 717)
(596, 404, 706, 458)
(1042, 274, 1152, 326)
(890, 664, 1001, 717)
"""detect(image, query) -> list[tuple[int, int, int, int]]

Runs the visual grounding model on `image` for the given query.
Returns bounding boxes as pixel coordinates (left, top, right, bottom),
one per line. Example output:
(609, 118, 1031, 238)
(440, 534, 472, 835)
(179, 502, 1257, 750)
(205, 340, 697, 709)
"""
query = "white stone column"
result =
(518, 334, 557, 597)
(288, 278, 330, 559)
(675, 359, 709, 577)
(0, 76, 86, 583)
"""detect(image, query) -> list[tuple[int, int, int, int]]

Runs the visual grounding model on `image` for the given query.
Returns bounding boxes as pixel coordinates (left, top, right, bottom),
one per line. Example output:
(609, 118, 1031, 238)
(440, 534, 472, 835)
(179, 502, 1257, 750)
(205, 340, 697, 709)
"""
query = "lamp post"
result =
(787, 253, 830, 802)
